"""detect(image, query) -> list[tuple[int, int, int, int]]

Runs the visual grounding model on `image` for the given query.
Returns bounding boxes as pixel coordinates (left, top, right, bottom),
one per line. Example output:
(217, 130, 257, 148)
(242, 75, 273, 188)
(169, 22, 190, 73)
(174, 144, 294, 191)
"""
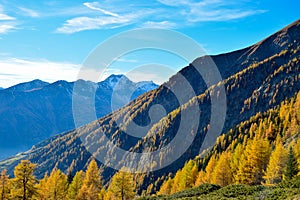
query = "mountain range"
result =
(0, 75, 158, 159)
(1, 19, 299, 193)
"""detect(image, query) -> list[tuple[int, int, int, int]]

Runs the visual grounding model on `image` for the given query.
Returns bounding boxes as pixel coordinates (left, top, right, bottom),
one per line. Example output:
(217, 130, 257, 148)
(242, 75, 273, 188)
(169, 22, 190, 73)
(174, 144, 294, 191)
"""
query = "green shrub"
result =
(170, 183, 221, 198)
(217, 184, 261, 198)
(279, 176, 300, 188)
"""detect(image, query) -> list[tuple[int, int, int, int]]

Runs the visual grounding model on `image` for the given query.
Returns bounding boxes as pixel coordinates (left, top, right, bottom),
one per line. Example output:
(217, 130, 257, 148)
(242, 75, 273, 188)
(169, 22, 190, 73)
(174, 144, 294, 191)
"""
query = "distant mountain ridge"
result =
(0, 75, 158, 159)
(5, 79, 49, 92)
(1, 19, 299, 193)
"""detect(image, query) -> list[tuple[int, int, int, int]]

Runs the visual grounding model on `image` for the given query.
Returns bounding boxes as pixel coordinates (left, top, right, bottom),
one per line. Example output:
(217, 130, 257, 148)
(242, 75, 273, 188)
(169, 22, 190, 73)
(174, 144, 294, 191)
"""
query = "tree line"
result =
(0, 159, 135, 200)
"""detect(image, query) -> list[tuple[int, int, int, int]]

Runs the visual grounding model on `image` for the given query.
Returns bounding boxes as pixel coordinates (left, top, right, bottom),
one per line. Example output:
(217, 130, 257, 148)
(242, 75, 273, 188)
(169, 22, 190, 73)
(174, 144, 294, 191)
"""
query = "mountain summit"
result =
(5, 79, 49, 92)
(0, 76, 158, 159)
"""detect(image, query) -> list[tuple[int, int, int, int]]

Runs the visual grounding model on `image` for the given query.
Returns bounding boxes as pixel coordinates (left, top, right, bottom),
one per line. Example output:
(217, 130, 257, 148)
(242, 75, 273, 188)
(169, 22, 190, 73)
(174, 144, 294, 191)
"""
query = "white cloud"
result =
(83, 2, 120, 17)
(55, 0, 266, 34)
(0, 5, 15, 21)
(156, 0, 189, 7)
(56, 16, 130, 34)
(0, 13, 15, 21)
(0, 24, 16, 33)
(158, 0, 266, 22)
(18, 7, 40, 18)
(0, 58, 81, 88)
(56, 1, 160, 34)
(142, 21, 177, 29)
(56, 6, 156, 34)
(187, 9, 267, 22)
(0, 5, 17, 34)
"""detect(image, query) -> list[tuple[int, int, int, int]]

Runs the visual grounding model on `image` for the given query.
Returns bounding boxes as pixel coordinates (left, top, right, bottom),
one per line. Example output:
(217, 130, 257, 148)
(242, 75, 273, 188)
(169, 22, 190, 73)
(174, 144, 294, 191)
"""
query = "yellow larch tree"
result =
(77, 159, 102, 200)
(108, 168, 136, 200)
(211, 151, 233, 186)
(10, 160, 37, 200)
(263, 140, 287, 185)
(0, 169, 10, 200)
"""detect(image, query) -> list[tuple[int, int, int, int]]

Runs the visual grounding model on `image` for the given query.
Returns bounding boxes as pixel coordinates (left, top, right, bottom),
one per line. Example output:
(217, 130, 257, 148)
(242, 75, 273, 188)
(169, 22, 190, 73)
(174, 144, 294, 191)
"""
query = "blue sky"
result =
(0, 0, 299, 87)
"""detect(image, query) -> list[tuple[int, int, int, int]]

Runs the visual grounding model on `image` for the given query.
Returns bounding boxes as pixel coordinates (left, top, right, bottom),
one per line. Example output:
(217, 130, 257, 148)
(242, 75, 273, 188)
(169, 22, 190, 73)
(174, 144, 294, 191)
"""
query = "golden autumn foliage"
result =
(10, 160, 36, 200)
(263, 139, 287, 185)
(77, 159, 102, 200)
(107, 169, 136, 200)
(156, 92, 300, 195)
(0, 169, 9, 200)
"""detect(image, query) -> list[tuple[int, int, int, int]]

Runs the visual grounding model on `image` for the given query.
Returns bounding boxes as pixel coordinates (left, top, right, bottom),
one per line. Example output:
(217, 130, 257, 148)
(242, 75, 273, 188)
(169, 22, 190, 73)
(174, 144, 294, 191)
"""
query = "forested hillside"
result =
(149, 91, 300, 197)
(1, 19, 300, 199)
(1, 92, 300, 199)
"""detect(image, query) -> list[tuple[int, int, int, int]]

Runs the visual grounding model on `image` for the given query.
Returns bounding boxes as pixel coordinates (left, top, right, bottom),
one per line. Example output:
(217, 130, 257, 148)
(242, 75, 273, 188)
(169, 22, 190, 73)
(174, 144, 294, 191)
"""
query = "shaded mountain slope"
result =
(0, 75, 157, 159)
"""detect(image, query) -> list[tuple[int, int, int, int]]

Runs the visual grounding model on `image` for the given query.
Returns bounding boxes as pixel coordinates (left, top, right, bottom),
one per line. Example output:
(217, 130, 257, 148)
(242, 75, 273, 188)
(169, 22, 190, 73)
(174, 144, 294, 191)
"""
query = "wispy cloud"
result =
(56, 16, 130, 34)
(142, 21, 177, 29)
(56, 1, 159, 34)
(56, 5, 156, 34)
(0, 5, 15, 21)
(18, 7, 40, 18)
(0, 24, 16, 34)
(158, 0, 267, 22)
(0, 57, 80, 87)
(83, 2, 120, 17)
(0, 13, 15, 21)
(56, 0, 266, 34)
(56, 1, 138, 33)
(187, 9, 267, 22)
(0, 5, 17, 34)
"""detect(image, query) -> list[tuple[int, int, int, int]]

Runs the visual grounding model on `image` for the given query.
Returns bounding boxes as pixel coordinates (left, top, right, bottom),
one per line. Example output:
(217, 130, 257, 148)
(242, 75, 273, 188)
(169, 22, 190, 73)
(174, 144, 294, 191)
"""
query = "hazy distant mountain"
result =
(0, 75, 158, 159)
(5, 79, 49, 92)
(1, 19, 299, 192)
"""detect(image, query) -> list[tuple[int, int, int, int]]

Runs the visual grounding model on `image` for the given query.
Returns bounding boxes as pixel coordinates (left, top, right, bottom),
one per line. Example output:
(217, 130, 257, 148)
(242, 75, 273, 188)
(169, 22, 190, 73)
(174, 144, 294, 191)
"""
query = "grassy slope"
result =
(139, 177, 300, 199)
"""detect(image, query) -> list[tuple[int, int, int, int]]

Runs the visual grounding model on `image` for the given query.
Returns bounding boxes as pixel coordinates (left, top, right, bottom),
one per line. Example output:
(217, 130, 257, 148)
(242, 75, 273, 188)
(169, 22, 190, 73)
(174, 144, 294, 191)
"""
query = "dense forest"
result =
(1, 91, 300, 200)
(148, 91, 300, 198)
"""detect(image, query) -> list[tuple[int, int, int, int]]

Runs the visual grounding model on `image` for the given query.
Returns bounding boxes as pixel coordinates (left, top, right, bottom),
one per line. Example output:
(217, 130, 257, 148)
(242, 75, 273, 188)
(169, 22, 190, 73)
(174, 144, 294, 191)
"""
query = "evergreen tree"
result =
(67, 170, 84, 200)
(284, 147, 299, 180)
(264, 140, 287, 185)
(0, 169, 9, 200)
(11, 160, 36, 200)
(108, 169, 136, 200)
